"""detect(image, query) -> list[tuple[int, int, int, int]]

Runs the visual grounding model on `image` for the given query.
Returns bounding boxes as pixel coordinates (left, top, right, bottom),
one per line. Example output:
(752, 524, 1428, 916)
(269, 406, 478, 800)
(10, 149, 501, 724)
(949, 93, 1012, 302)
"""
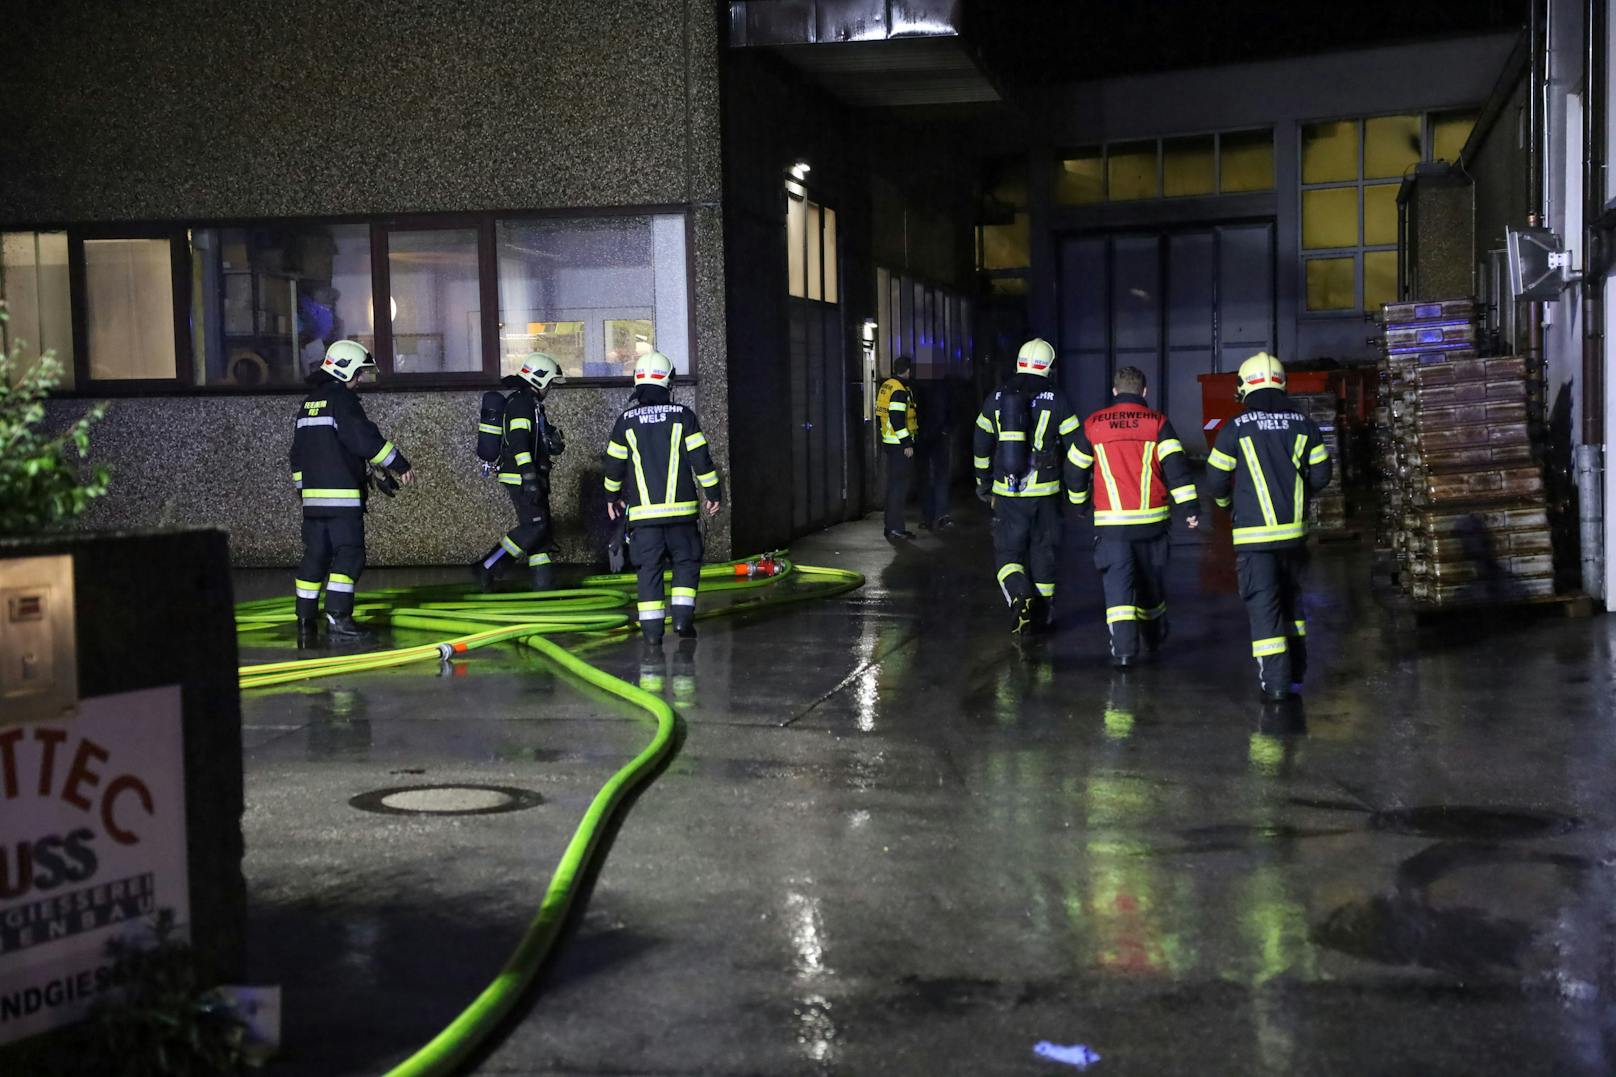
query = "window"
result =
(1300, 110, 1477, 312)
(1054, 129, 1274, 205)
(786, 185, 838, 306)
(878, 267, 972, 380)
(83, 237, 180, 381)
(497, 214, 689, 377)
(383, 227, 481, 376)
(1, 231, 73, 387)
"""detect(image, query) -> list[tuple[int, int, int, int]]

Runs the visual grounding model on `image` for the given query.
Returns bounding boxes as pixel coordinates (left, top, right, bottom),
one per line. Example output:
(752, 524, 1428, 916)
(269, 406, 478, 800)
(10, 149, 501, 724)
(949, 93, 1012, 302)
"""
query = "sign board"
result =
(0, 685, 190, 1045)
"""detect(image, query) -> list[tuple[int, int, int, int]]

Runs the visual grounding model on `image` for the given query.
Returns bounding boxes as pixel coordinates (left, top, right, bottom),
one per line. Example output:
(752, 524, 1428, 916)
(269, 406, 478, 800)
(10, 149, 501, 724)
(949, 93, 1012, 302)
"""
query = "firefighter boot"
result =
(1143, 615, 1170, 654)
(473, 550, 501, 593)
(529, 563, 555, 592)
(297, 618, 320, 649)
(1010, 596, 1036, 636)
(1256, 650, 1292, 703)
(325, 613, 378, 645)
(1289, 637, 1309, 693)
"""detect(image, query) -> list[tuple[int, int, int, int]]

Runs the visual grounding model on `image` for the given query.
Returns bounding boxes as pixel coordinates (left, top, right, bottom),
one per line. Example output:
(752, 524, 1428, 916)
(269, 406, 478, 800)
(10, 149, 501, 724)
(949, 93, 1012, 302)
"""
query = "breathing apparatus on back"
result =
(994, 338, 1057, 492)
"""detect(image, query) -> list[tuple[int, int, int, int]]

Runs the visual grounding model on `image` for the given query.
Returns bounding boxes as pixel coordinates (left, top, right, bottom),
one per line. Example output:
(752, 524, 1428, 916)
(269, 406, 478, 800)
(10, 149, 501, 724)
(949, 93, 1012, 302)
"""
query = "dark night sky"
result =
(963, 0, 1529, 86)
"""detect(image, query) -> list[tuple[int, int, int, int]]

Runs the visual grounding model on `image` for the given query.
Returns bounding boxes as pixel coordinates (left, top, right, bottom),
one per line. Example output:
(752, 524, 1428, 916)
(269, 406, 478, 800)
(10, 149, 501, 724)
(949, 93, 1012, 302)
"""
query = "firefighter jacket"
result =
(1068, 393, 1198, 537)
(876, 375, 919, 445)
(971, 374, 1081, 498)
(496, 387, 559, 489)
(289, 379, 409, 518)
(1204, 388, 1333, 549)
(603, 397, 722, 524)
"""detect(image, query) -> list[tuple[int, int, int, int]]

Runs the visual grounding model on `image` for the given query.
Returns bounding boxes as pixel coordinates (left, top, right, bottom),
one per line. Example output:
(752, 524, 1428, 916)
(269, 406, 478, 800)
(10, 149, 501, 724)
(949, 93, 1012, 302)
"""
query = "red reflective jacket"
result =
(1069, 395, 1196, 530)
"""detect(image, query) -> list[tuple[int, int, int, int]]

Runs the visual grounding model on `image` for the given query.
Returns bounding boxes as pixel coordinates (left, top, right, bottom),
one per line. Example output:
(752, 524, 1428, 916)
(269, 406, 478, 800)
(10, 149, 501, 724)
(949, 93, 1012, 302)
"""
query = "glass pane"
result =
(1432, 109, 1479, 163)
(1365, 113, 1422, 179)
(84, 238, 176, 380)
(986, 158, 1028, 207)
(192, 222, 372, 387)
(1, 231, 73, 387)
(1302, 187, 1359, 249)
(1305, 256, 1356, 311)
(1163, 135, 1215, 197)
(388, 228, 480, 375)
(980, 212, 1030, 270)
(1364, 183, 1401, 246)
(807, 201, 822, 302)
(497, 214, 687, 377)
(1056, 148, 1104, 204)
(987, 275, 1028, 297)
(1220, 129, 1274, 192)
(1302, 120, 1358, 183)
(824, 207, 838, 304)
(787, 194, 806, 298)
(1364, 250, 1399, 311)
(1108, 141, 1160, 201)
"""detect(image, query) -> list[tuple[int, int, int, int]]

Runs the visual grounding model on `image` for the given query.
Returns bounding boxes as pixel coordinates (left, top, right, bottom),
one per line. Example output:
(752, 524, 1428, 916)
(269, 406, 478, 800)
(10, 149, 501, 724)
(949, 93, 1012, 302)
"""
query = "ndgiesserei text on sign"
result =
(0, 685, 190, 1045)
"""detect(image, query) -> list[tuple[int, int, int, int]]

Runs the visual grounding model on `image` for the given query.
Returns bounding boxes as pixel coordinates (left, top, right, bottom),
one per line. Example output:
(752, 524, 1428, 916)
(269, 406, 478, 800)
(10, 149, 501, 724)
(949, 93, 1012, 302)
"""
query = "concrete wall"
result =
(975, 34, 1518, 364)
(4, 0, 731, 564)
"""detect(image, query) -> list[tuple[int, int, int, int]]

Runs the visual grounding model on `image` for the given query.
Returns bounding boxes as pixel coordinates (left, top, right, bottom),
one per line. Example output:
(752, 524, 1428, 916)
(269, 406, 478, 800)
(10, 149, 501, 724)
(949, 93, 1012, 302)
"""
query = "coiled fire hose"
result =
(234, 554, 862, 1075)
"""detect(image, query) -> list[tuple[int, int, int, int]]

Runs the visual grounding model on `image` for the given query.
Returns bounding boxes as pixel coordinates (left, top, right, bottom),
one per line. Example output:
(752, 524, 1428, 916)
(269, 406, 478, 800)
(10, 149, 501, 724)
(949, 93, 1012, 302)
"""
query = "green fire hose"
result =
(234, 555, 862, 1075)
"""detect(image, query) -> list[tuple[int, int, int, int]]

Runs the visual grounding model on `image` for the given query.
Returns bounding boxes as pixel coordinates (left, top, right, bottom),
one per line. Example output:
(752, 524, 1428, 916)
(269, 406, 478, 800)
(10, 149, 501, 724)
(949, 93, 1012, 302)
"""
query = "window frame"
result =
(1051, 127, 1277, 207)
(785, 182, 840, 309)
(50, 205, 698, 397)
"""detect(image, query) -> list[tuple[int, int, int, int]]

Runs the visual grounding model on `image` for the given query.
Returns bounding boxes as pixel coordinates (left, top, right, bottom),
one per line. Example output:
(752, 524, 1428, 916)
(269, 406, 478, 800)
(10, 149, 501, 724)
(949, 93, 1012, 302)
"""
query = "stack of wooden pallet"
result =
(1375, 298, 1552, 605)
(1291, 388, 1348, 533)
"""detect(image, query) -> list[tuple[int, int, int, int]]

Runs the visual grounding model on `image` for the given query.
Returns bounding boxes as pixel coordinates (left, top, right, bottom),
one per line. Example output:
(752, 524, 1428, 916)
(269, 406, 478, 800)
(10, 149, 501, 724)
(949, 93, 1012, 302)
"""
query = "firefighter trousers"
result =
(633, 521, 703, 639)
(495, 483, 554, 587)
(883, 444, 912, 532)
(991, 495, 1060, 607)
(1236, 546, 1310, 692)
(1094, 531, 1169, 658)
(296, 516, 365, 620)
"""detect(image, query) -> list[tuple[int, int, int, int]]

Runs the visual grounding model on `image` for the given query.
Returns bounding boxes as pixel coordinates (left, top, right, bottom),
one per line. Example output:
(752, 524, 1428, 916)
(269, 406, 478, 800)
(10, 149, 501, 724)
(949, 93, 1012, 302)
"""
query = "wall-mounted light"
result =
(790, 160, 812, 181)
(860, 317, 877, 345)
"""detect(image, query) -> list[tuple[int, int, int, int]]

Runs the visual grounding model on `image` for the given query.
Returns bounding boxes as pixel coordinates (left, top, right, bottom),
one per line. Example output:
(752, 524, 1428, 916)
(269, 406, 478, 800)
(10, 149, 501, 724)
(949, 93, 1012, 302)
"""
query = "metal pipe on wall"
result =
(1580, 0, 1608, 597)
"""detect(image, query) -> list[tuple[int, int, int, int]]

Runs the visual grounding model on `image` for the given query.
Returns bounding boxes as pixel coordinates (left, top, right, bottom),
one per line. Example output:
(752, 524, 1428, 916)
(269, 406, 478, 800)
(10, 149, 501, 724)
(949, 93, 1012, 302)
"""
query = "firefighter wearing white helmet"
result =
(970, 337, 1082, 635)
(603, 352, 724, 644)
(474, 352, 568, 592)
(289, 339, 413, 647)
(1205, 352, 1332, 702)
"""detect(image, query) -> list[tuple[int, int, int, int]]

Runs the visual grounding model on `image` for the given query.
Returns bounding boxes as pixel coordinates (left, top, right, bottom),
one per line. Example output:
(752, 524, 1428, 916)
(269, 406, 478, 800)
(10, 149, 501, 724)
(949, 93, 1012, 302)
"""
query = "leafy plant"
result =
(0, 302, 110, 535)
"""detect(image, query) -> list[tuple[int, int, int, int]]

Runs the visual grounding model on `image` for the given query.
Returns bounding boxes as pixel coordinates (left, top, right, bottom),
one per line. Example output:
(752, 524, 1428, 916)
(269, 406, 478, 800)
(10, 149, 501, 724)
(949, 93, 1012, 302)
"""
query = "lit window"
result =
(1302, 188, 1359, 249)
(1219, 130, 1274, 192)
(1431, 110, 1478, 163)
(84, 237, 178, 381)
(1108, 141, 1159, 201)
(1301, 120, 1357, 184)
(824, 207, 838, 304)
(1056, 148, 1104, 204)
(1363, 250, 1399, 310)
(807, 202, 822, 302)
(1305, 256, 1356, 311)
(386, 228, 481, 375)
(1163, 136, 1215, 197)
(787, 193, 806, 298)
(1363, 184, 1401, 246)
(1364, 114, 1422, 179)
(980, 213, 1030, 271)
(1, 231, 73, 387)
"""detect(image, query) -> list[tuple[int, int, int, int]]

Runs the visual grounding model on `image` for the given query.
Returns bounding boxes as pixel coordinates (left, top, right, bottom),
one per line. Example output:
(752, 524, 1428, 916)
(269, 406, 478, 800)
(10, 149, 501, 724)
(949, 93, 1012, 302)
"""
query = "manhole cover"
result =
(350, 783, 543, 816)
(1367, 806, 1580, 840)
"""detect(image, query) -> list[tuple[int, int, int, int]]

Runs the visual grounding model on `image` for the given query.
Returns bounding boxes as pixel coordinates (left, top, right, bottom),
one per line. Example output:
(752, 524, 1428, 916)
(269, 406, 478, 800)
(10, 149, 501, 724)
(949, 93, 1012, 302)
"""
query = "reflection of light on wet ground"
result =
(848, 808, 870, 828)
(855, 668, 878, 732)
(343, 916, 381, 975)
(785, 889, 837, 1063)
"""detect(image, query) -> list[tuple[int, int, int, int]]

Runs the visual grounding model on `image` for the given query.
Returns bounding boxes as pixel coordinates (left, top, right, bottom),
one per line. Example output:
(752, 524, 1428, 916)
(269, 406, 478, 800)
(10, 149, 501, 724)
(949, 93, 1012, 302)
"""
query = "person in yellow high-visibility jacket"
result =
(875, 355, 920, 539)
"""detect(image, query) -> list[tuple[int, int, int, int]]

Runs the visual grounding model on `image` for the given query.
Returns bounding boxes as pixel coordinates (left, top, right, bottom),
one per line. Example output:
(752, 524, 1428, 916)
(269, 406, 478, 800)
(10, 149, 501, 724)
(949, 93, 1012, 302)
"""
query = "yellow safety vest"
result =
(876, 377, 919, 444)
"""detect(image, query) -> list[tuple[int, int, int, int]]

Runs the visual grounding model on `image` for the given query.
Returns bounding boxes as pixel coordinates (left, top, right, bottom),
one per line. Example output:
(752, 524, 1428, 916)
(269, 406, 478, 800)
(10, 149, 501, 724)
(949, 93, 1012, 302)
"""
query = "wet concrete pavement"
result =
(240, 508, 1616, 1075)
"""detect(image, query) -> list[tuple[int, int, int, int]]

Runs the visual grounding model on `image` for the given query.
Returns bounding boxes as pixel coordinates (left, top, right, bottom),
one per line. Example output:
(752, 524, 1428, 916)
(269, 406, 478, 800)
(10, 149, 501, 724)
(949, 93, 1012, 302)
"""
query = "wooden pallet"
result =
(1376, 587, 1597, 631)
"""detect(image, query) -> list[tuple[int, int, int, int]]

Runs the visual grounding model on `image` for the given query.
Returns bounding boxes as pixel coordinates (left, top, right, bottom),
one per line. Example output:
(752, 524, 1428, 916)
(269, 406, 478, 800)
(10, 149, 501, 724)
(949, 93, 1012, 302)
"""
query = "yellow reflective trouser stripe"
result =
(479, 422, 502, 435)
(502, 536, 523, 556)
(666, 422, 684, 509)
(1291, 619, 1307, 637)
(1233, 523, 1306, 544)
(1036, 583, 1056, 597)
(1107, 606, 1142, 623)
(626, 429, 651, 505)
(1093, 444, 1122, 511)
(301, 488, 361, 498)
(507, 418, 533, 431)
(529, 552, 551, 565)
(1240, 437, 1277, 526)
(1138, 440, 1156, 509)
(606, 440, 629, 459)
(976, 413, 994, 432)
(1309, 444, 1329, 465)
(671, 586, 697, 597)
(1170, 484, 1197, 504)
(1252, 637, 1288, 657)
(997, 563, 1026, 584)
(499, 473, 523, 484)
(1158, 439, 1183, 459)
(1207, 448, 1237, 471)
(1095, 507, 1170, 525)
(1141, 602, 1167, 619)
(514, 451, 533, 466)
(1292, 433, 1307, 526)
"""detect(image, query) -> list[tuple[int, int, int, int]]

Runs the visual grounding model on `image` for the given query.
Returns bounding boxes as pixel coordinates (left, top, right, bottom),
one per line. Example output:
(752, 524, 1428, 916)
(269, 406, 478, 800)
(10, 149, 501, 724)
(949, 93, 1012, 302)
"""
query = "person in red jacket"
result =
(1067, 366, 1199, 668)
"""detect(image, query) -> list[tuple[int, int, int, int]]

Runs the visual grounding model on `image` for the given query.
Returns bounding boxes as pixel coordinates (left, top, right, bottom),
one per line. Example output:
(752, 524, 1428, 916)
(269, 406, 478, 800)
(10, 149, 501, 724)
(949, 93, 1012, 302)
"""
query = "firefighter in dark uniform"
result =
(290, 340, 413, 647)
(603, 351, 723, 644)
(1068, 366, 1200, 668)
(972, 338, 1080, 635)
(475, 352, 566, 592)
(876, 355, 918, 539)
(1205, 352, 1333, 702)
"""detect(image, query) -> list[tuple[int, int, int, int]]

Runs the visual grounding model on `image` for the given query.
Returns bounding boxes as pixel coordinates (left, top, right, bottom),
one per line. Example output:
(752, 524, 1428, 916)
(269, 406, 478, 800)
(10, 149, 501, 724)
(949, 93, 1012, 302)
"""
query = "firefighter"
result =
(603, 351, 723, 644)
(972, 338, 1080, 635)
(475, 353, 566, 592)
(876, 355, 919, 539)
(1204, 352, 1332, 702)
(1068, 366, 1200, 668)
(290, 339, 413, 647)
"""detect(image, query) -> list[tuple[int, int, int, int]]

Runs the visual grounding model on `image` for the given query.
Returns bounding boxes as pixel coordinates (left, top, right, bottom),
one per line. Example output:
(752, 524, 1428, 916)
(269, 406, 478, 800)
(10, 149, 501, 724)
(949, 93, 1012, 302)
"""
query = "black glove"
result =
(1065, 498, 1092, 522)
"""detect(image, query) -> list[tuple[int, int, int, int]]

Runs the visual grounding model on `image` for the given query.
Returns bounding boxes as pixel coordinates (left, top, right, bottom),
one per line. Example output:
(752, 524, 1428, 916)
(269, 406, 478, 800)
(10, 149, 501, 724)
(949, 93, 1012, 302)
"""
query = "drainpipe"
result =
(1579, 0, 1607, 598)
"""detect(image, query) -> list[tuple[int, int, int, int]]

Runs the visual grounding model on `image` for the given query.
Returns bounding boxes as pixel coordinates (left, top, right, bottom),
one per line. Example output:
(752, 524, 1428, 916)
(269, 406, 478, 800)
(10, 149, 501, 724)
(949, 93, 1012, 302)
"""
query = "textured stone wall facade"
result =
(9, 0, 730, 565)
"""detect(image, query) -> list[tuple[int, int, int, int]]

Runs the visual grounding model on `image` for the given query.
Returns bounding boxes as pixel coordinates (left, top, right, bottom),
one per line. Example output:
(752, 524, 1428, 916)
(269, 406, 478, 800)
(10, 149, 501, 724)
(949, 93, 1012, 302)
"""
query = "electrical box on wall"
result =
(0, 553, 77, 723)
